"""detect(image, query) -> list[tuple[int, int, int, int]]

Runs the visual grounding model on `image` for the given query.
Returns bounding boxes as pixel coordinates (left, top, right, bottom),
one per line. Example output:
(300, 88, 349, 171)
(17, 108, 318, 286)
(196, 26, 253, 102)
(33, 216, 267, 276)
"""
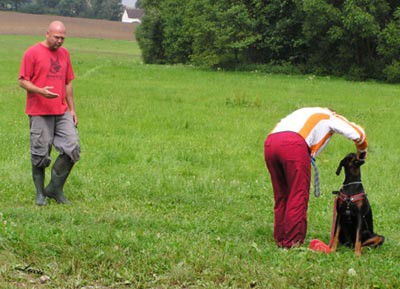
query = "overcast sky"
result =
(122, 0, 136, 7)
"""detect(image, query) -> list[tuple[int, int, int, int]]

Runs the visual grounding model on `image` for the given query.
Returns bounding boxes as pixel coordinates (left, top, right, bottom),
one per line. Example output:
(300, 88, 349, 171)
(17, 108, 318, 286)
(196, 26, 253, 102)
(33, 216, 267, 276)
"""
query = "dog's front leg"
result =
(330, 216, 341, 252)
(355, 214, 363, 257)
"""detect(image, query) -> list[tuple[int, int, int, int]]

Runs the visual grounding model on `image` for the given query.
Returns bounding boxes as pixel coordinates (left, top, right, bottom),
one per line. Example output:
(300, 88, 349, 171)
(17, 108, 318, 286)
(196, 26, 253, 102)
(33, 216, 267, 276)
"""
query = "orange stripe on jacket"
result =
(298, 113, 330, 140)
(310, 131, 333, 156)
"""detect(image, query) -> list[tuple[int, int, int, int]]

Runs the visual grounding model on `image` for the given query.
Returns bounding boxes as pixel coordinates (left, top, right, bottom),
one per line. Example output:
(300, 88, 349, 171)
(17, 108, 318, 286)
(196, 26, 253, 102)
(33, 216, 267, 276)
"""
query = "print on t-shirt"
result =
(50, 57, 61, 74)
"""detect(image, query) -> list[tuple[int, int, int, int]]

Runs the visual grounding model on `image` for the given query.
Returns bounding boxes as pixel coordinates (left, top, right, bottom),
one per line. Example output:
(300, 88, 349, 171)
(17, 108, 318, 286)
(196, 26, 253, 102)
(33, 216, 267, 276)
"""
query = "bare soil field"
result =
(0, 11, 139, 41)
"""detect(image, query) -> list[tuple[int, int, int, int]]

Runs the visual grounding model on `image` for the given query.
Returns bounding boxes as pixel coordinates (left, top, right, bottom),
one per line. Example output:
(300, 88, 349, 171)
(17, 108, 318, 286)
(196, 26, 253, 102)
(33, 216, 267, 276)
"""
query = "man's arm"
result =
(18, 79, 59, 98)
(65, 82, 78, 126)
(330, 114, 368, 159)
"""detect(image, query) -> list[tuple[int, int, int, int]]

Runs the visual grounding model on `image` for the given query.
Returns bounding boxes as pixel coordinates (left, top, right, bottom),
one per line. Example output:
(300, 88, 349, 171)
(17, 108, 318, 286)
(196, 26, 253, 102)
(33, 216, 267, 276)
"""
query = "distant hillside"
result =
(0, 11, 139, 41)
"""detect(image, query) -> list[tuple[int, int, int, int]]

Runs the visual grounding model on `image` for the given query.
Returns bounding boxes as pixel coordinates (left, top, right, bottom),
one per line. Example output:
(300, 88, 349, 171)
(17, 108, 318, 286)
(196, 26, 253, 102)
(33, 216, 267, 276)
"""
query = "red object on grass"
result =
(309, 239, 331, 254)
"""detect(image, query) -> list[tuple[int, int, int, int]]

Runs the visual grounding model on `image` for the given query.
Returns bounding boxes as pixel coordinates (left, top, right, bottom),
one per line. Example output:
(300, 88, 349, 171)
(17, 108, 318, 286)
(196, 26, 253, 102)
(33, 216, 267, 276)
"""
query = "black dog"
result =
(330, 153, 384, 256)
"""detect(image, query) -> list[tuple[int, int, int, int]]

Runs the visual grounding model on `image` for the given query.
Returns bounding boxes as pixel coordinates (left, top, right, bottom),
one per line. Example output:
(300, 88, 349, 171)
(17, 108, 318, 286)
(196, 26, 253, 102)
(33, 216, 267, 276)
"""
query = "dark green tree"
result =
(137, 0, 400, 81)
(90, 0, 123, 21)
(56, 0, 88, 17)
(18, 0, 123, 21)
(159, 0, 192, 64)
(136, 4, 165, 64)
(190, 0, 256, 67)
(378, 7, 400, 82)
(0, 0, 29, 10)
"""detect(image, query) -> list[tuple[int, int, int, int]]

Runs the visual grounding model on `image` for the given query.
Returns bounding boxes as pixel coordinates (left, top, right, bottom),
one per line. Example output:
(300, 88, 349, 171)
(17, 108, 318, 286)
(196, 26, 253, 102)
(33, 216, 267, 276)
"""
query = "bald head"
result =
(44, 21, 66, 50)
(48, 21, 66, 34)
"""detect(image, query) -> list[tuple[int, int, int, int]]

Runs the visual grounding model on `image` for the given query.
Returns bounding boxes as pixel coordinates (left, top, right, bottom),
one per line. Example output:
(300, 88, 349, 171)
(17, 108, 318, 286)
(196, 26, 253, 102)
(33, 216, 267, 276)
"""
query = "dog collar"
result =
(342, 181, 362, 187)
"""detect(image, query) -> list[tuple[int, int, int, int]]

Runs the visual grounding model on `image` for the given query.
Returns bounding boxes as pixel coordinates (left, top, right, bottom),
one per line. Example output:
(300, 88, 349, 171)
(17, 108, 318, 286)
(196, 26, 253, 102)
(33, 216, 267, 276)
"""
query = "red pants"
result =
(264, 132, 311, 248)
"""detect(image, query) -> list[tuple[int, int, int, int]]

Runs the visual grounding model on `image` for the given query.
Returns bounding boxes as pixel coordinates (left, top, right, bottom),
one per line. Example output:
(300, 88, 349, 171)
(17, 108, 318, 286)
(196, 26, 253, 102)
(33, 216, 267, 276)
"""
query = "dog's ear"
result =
(336, 160, 344, 175)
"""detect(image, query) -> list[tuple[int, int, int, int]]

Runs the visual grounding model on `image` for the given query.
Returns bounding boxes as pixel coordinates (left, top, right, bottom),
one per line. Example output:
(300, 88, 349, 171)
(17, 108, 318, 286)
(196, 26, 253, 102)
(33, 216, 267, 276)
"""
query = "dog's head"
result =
(336, 153, 364, 181)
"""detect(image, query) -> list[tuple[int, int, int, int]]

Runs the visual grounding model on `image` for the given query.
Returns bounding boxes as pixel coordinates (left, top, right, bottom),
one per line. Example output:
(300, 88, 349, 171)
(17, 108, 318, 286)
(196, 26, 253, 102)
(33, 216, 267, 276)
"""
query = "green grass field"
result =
(1, 34, 400, 288)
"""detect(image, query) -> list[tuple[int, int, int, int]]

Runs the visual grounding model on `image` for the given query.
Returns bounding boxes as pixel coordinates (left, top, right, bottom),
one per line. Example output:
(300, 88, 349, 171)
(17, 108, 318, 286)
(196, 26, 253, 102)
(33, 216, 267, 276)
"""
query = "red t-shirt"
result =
(19, 43, 75, 115)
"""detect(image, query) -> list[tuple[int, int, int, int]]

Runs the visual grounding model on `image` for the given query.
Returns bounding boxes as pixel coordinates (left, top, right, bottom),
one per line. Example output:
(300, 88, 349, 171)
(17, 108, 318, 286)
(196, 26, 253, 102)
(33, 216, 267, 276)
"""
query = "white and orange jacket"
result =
(270, 107, 368, 157)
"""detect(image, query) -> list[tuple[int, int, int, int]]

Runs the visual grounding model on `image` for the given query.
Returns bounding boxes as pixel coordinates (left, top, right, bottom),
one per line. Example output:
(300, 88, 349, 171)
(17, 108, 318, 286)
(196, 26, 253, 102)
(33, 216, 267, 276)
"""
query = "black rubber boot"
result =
(32, 165, 47, 206)
(44, 154, 74, 204)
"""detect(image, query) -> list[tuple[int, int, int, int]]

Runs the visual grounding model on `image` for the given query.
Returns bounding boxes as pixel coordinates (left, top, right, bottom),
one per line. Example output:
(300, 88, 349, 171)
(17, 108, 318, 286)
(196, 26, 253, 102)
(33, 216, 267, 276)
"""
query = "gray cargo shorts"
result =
(29, 111, 80, 167)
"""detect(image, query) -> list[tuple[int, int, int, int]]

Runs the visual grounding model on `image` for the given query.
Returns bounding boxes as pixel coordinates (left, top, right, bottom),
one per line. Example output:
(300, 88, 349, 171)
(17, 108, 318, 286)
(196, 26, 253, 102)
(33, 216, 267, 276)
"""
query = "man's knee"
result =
(32, 154, 51, 168)
(68, 145, 80, 163)
(70, 146, 80, 163)
(56, 137, 80, 163)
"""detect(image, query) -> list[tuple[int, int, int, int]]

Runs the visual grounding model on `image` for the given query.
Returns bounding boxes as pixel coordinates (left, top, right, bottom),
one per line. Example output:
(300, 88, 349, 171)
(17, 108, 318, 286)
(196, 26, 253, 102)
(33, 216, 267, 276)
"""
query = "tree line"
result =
(136, 0, 400, 82)
(0, 0, 124, 21)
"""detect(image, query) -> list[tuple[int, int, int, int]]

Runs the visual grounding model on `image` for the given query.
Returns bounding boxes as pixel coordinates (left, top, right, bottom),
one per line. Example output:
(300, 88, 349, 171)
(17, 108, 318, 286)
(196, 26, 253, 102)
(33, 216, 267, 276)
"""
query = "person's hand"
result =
(41, 86, 59, 98)
(70, 110, 78, 127)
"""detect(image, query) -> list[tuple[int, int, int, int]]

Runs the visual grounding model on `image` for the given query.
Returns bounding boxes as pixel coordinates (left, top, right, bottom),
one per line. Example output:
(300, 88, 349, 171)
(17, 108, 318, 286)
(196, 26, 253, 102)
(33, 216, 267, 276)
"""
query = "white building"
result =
(121, 8, 144, 23)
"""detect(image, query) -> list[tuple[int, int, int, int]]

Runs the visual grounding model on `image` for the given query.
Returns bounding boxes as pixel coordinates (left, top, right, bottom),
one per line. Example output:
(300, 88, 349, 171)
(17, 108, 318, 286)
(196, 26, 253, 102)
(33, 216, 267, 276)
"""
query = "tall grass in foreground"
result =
(1, 35, 400, 288)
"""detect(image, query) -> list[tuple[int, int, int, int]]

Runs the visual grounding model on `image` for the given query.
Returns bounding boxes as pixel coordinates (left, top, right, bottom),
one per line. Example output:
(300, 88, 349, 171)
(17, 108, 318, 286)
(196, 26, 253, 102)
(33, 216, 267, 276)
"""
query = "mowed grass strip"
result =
(0, 34, 400, 288)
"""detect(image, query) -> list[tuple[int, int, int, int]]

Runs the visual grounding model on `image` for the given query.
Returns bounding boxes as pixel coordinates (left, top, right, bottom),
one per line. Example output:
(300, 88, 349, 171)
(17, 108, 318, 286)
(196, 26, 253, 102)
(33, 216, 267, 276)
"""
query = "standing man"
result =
(19, 21, 80, 206)
(264, 107, 367, 248)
